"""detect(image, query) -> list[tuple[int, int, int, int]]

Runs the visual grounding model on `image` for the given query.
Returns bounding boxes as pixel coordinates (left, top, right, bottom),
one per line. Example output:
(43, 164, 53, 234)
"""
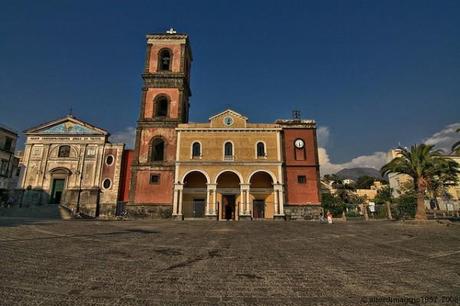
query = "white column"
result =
(172, 188, 179, 215)
(206, 183, 217, 216)
(273, 188, 279, 215)
(278, 185, 285, 215)
(273, 184, 285, 216)
(173, 184, 183, 217)
(178, 190, 183, 215)
(239, 184, 250, 216)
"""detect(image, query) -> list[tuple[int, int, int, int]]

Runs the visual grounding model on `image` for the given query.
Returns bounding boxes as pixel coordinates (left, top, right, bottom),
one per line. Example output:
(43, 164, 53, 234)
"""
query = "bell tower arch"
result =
(130, 29, 192, 207)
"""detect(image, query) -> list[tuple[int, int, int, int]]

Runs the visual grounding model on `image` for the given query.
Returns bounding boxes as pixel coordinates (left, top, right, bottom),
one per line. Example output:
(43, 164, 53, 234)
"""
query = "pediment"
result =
(209, 109, 248, 128)
(25, 116, 108, 136)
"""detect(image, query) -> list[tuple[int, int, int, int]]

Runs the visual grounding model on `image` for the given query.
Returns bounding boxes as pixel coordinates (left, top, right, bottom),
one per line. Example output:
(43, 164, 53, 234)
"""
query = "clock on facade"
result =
(294, 138, 305, 149)
(223, 116, 234, 126)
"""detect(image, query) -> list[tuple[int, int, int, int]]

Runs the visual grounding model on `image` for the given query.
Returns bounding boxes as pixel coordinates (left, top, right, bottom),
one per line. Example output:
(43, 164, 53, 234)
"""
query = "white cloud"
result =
(318, 147, 387, 175)
(423, 122, 460, 153)
(110, 126, 136, 148)
(318, 122, 460, 175)
(316, 126, 330, 147)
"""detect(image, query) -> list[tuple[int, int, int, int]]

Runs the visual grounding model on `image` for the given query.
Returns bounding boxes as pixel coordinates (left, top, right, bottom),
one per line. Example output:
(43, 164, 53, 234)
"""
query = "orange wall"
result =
(134, 170, 174, 204)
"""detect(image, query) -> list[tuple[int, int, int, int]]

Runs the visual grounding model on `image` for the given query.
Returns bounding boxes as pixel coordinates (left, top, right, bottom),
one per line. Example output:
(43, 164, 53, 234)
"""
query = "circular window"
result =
(102, 179, 112, 189)
(105, 155, 114, 166)
(223, 116, 234, 126)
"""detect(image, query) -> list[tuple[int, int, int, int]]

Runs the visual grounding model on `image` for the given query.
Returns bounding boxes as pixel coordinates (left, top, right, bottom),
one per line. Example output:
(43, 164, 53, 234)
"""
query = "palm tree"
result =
(427, 157, 460, 209)
(381, 144, 459, 220)
(452, 128, 460, 155)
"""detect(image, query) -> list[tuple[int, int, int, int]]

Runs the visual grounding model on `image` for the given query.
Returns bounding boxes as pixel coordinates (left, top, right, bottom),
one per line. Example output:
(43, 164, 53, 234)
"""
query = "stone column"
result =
(239, 183, 251, 220)
(172, 184, 183, 220)
(273, 184, 285, 220)
(206, 183, 217, 219)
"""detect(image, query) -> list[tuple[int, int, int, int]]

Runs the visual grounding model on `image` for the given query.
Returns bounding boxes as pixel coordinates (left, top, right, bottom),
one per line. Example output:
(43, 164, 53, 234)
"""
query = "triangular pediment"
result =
(25, 115, 108, 136)
(209, 109, 248, 128)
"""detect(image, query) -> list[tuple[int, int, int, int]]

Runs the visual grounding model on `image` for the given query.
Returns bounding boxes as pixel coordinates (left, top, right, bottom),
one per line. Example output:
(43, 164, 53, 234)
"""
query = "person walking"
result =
(326, 211, 333, 224)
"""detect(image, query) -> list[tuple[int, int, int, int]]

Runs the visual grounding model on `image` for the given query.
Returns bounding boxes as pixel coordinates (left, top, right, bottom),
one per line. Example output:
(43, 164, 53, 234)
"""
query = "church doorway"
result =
(182, 171, 208, 219)
(249, 171, 274, 219)
(253, 200, 265, 219)
(222, 195, 236, 220)
(216, 171, 241, 220)
(51, 179, 65, 204)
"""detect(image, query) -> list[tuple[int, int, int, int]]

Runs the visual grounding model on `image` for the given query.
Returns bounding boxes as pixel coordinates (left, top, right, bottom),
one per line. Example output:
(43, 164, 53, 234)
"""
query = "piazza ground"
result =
(0, 218, 459, 305)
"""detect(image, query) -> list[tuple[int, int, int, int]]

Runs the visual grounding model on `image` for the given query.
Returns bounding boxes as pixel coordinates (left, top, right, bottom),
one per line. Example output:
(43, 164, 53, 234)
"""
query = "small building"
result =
(19, 115, 124, 217)
(0, 124, 19, 204)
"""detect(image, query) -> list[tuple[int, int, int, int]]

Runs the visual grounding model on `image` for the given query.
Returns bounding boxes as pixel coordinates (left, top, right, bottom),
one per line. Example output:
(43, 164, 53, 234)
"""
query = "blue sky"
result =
(1, 0, 459, 167)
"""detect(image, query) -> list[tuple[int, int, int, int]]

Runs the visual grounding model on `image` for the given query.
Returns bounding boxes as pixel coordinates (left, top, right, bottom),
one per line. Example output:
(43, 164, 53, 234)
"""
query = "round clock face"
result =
(294, 139, 305, 149)
(223, 116, 234, 126)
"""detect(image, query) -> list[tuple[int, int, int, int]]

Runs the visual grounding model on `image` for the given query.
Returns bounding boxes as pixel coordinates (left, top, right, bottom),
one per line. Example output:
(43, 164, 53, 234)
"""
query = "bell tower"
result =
(129, 29, 192, 208)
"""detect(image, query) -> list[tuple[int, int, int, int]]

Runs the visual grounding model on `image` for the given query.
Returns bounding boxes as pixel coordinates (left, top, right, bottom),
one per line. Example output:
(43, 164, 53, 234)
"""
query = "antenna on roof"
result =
(68, 106, 73, 117)
(292, 110, 301, 120)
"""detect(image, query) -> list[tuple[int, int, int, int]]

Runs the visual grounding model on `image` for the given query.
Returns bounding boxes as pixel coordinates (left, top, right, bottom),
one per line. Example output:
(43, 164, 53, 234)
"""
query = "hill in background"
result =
(335, 167, 387, 181)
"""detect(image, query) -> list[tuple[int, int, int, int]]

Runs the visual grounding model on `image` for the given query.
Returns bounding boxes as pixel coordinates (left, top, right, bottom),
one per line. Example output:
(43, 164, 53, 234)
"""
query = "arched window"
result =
(224, 142, 233, 159)
(151, 138, 165, 161)
(155, 96, 168, 117)
(158, 49, 172, 71)
(256, 142, 265, 157)
(192, 142, 201, 158)
(58, 145, 70, 158)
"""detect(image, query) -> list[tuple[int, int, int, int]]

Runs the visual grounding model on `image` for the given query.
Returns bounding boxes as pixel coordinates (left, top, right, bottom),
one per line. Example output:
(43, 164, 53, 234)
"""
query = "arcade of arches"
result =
(173, 170, 284, 220)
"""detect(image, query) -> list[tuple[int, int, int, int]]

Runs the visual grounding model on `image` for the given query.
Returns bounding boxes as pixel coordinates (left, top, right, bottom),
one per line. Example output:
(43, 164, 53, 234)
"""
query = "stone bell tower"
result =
(129, 29, 192, 210)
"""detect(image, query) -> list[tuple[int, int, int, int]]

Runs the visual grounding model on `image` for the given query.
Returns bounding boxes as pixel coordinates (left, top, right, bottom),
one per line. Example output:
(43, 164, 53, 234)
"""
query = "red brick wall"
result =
(137, 128, 177, 164)
(133, 170, 174, 204)
(147, 44, 182, 73)
(101, 148, 117, 181)
(282, 128, 321, 205)
(143, 88, 181, 119)
(118, 150, 133, 202)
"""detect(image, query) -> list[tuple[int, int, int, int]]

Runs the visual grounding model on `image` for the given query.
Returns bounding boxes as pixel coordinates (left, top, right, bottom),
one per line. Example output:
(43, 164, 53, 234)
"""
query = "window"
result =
(58, 145, 70, 158)
(192, 142, 201, 158)
(102, 178, 112, 189)
(4, 137, 13, 152)
(87, 147, 96, 157)
(159, 49, 172, 71)
(224, 142, 233, 159)
(155, 96, 168, 117)
(151, 138, 165, 161)
(298, 175, 306, 184)
(150, 174, 160, 184)
(0, 160, 7, 176)
(256, 142, 265, 157)
(105, 155, 114, 166)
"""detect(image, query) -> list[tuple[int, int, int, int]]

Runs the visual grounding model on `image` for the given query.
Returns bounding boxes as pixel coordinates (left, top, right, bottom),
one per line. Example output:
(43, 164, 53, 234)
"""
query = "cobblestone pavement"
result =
(0, 218, 459, 305)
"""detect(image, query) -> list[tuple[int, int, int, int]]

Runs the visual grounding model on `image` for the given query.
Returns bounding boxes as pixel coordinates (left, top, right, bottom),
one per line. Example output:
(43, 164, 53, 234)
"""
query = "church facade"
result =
(126, 31, 321, 220)
(20, 115, 124, 217)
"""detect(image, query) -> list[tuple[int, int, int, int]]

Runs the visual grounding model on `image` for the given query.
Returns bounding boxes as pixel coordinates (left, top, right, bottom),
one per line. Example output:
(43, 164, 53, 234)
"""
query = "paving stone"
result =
(0, 218, 459, 305)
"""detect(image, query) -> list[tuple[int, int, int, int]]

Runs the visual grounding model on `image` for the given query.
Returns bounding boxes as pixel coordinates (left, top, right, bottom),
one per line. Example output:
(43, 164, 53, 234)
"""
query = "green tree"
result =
(426, 156, 460, 209)
(374, 185, 392, 205)
(321, 193, 345, 217)
(381, 144, 459, 220)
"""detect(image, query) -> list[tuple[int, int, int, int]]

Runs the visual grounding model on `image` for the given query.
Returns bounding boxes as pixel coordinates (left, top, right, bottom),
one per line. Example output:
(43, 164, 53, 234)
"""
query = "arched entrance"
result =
(49, 167, 71, 204)
(216, 171, 241, 220)
(249, 171, 274, 219)
(182, 171, 208, 219)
